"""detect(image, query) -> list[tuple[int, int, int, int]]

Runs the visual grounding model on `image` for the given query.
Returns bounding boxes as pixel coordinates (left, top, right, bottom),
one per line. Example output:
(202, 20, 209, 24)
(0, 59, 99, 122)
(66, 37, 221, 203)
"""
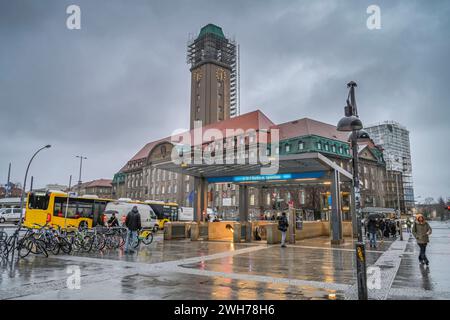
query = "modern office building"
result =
(365, 121, 414, 212)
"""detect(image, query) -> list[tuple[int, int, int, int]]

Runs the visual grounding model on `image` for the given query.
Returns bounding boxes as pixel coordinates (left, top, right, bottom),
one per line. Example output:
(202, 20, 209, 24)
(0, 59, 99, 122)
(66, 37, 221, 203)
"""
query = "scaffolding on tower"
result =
(187, 27, 239, 117)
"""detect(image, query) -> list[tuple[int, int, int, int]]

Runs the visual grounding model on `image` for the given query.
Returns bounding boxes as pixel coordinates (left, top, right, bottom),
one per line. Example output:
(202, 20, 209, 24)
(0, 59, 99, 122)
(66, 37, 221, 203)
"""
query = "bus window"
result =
(53, 197, 65, 217)
(77, 200, 94, 218)
(28, 193, 49, 210)
(93, 201, 107, 226)
(62, 201, 78, 219)
(149, 204, 164, 219)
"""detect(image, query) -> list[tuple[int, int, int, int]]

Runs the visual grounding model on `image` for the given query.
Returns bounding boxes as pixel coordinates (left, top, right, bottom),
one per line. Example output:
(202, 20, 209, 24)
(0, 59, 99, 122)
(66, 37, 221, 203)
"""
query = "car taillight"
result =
(46, 213, 51, 222)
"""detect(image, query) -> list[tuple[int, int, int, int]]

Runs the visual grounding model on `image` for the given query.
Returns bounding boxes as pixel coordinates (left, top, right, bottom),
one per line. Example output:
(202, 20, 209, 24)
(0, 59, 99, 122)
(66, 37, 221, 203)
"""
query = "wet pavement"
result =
(1, 221, 449, 300)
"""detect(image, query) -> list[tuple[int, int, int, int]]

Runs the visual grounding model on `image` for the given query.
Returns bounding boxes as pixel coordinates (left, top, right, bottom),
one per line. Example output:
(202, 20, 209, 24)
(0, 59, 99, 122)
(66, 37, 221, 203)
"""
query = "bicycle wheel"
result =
(82, 235, 93, 252)
(60, 237, 72, 254)
(93, 234, 106, 251)
(72, 238, 82, 252)
(132, 238, 140, 249)
(36, 240, 48, 257)
(142, 233, 153, 245)
(0, 231, 7, 243)
(51, 240, 61, 255)
(18, 237, 32, 258)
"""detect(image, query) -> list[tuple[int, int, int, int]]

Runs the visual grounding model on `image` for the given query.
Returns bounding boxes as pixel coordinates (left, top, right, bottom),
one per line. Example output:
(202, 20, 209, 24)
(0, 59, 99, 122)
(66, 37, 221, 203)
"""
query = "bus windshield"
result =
(27, 192, 50, 210)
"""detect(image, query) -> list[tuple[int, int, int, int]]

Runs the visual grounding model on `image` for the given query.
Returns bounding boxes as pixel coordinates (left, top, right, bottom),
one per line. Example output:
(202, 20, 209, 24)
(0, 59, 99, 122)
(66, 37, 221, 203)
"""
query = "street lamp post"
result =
(337, 81, 368, 300)
(11, 145, 51, 260)
(17, 145, 52, 230)
(76, 155, 87, 194)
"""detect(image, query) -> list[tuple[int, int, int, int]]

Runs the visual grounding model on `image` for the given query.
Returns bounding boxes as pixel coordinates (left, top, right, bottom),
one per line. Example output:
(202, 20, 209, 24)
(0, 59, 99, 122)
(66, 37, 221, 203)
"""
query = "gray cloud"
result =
(0, 0, 449, 200)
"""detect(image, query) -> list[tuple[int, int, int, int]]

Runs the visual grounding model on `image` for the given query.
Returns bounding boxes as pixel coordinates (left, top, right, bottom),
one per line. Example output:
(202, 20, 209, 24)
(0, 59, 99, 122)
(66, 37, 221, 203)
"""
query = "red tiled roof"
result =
(275, 118, 349, 142)
(84, 179, 113, 188)
(123, 112, 349, 166)
(128, 137, 169, 162)
(127, 110, 275, 163)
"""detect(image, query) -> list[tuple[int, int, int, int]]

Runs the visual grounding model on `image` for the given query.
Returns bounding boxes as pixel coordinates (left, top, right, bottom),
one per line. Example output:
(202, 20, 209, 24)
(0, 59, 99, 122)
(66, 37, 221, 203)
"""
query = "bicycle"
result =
(132, 228, 154, 249)
(65, 225, 94, 253)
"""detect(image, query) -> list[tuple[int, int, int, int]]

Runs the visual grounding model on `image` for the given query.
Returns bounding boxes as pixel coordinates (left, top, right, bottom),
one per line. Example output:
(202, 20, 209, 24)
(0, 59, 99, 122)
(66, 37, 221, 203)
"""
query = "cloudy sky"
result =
(1, 0, 449, 201)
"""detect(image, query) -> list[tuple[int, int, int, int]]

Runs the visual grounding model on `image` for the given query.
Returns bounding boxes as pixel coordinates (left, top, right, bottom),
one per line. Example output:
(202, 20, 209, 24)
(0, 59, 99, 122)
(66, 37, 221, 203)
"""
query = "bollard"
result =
(190, 222, 199, 241)
(355, 242, 368, 300)
(232, 223, 241, 243)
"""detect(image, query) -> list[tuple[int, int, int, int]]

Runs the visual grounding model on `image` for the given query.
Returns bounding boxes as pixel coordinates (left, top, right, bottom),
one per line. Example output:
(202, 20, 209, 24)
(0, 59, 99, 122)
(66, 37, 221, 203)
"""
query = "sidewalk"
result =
(1, 221, 449, 300)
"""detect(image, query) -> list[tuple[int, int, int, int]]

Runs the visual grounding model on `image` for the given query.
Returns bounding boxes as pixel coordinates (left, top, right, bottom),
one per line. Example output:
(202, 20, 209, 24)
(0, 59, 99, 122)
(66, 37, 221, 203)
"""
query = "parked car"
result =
(0, 208, 23, 224)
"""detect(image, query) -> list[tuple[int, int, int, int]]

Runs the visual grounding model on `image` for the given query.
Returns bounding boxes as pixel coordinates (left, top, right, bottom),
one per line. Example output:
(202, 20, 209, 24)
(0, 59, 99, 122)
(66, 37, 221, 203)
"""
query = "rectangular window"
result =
(285, 144, 290, 152)
(298, 141, 304, 150)
(317, 142, 322, 150)
(250, 194, 255, 206)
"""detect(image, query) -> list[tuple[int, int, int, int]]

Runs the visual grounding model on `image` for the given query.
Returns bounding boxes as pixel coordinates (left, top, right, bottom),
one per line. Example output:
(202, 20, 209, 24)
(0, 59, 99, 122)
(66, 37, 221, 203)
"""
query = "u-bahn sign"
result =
(207, 171, 326, 183)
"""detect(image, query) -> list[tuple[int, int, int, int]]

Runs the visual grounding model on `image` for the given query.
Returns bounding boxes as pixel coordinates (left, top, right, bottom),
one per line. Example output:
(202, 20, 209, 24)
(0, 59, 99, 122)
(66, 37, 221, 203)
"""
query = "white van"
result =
(0, 208, 23, 224)
(104, 202, 159, 231)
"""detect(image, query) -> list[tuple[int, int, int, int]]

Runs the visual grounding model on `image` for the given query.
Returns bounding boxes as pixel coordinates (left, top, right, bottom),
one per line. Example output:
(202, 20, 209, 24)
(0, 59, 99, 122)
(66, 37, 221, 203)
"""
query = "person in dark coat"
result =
(124, 206, 142, 254)
(390, 220, 397, 238)
(107, 212, 119, 228)
(367, 217, 379, 248)
(412, 214, 432, 266)
(378, 219, 386, 239)
(277, 212, 289, 248)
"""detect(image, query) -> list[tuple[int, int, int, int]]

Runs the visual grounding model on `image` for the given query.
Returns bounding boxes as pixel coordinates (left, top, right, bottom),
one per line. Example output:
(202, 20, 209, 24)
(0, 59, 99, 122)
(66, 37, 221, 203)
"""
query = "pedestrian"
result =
(107, 212, 119, 228)
(412, 214, 432, 266)
(124, 205, 141, 254)
(389, 220, 397, 238)
(379, 219, 386, 239)
(367, 217, 378, 248)
(278, 212, 289, 248)
(406, 218, 412, 233)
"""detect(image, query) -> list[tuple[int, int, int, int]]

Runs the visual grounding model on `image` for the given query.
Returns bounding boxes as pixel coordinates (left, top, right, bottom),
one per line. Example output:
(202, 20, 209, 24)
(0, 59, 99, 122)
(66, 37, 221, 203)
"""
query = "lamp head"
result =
(348, 129, 371, 142)
(337, 115, 363, 132)
(45, 145, 51, 148)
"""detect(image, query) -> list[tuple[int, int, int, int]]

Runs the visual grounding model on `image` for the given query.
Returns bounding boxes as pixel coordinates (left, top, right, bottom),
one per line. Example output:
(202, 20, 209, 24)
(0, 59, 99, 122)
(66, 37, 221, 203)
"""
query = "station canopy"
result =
(155, 151, 353, 184)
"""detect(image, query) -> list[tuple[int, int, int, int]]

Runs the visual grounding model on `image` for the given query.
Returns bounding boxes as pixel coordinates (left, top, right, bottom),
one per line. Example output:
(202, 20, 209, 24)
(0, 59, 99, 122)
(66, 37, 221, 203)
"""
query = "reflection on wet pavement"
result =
(388, 221, 450, 299)
(2, 221, 450, 300)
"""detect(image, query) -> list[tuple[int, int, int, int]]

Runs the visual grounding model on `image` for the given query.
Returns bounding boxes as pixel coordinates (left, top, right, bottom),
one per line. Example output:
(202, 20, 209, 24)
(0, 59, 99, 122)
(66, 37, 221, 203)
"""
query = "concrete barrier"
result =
(164, 222, 191, 240)
(266, 220, 354, 244)
(251, 221, 274, 241)
(208, 221, 235, 241)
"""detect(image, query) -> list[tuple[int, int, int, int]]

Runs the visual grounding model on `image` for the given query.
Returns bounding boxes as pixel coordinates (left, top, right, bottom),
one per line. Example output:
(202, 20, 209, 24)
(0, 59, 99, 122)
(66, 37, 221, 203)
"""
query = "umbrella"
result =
(368, 212, 383, 220)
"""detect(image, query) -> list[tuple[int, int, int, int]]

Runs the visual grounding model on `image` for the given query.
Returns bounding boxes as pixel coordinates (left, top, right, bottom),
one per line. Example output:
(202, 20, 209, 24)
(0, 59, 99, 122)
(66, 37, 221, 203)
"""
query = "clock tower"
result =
(187, 24, 238, 129)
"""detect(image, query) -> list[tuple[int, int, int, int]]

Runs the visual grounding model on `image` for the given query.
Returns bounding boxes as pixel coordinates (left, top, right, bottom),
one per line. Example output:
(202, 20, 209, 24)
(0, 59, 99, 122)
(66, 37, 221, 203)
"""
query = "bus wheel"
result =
(153, 225, 159, 233)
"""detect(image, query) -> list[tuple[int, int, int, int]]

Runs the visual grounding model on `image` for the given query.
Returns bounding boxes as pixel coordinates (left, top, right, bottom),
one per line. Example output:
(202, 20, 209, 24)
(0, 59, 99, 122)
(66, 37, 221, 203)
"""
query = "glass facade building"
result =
(365, 121, 415, 212)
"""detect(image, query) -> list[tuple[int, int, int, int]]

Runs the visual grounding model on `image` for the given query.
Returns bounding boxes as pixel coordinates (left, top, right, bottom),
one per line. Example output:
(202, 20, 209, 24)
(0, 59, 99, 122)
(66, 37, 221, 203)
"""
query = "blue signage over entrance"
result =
(207, 171, 326, 183)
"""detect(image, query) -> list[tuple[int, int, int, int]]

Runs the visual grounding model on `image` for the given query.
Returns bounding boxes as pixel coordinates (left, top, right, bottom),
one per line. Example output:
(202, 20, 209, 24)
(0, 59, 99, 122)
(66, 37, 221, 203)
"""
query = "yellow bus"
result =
(144, 200, 179, 229)
(24, 190, 112, 230)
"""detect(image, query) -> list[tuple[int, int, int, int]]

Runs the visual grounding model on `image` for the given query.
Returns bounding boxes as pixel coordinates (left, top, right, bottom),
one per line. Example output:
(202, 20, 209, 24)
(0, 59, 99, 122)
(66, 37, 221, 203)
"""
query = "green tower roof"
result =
(198, 24, 225, 39)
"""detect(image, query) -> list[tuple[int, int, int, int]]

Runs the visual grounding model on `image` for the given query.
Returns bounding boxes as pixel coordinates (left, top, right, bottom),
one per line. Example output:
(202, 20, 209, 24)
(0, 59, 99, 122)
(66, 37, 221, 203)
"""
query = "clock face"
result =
(216, 68, 226, 81)
(193, 70, 202, 81)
